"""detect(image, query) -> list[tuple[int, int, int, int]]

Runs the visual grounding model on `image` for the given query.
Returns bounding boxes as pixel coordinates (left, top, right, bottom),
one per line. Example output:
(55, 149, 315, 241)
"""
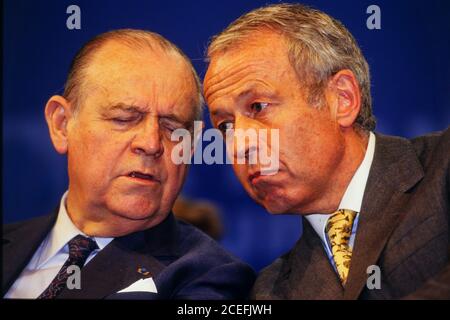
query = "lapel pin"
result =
(137, 266, 151, 277)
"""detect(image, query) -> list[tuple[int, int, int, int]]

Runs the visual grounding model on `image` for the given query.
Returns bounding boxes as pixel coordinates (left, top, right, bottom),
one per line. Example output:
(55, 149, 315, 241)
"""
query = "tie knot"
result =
(326, 209, 357, 236)
(68, 234, 98, 259)
(37, 235, 98, 299)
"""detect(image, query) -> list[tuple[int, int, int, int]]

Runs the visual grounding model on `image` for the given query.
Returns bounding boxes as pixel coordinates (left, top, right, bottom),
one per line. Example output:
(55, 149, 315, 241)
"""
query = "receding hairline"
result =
(81, 38, 196, 89)
(63, 29, 203, 120)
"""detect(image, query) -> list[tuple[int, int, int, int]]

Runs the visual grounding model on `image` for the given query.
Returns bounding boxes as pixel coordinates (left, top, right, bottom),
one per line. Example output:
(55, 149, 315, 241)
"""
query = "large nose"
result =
(131, 117, 164, 158)
(231, 114, 261, 164)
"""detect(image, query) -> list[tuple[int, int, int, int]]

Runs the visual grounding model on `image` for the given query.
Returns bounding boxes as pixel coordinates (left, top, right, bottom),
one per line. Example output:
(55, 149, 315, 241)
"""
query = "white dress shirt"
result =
(4, 191, 114, 299)
(305, 132, 376, 272)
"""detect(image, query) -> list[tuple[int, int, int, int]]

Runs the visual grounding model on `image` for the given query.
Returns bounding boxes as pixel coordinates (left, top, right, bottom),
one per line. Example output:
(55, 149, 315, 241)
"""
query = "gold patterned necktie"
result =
(325, 209, 357, 285)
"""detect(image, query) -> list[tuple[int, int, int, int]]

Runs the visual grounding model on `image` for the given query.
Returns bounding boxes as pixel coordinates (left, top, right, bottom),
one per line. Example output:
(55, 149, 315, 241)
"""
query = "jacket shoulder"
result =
(157, 219, 256, 299)
(3, 213, 56, 241)
(251, 256, 286, 300)
(409, 126, 450, 168)
(174, 219, 254, 270)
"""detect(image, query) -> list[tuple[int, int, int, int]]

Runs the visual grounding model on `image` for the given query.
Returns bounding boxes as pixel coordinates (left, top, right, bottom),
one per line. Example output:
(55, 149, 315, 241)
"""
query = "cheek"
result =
(161, 159, 188, 194)
(232, 164, 248, 180)
(287, 128, 343, 177)
(69, 129, 127, 180)
(279, 114, 341, 174)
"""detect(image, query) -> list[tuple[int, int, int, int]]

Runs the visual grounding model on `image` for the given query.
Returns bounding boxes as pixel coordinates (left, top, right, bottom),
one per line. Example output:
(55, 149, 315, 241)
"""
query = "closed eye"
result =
(159, 118, 185, 132)
(111, 117, 139, 124)
(113, 118, 133, 123)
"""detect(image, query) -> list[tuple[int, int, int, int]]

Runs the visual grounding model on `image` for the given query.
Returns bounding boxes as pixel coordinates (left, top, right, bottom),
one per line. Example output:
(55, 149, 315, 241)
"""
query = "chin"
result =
(253, 191, 292, 214)
(108, 195, 162, 221)
(258, 186, 313, 215)
(261, 200, 292, 214)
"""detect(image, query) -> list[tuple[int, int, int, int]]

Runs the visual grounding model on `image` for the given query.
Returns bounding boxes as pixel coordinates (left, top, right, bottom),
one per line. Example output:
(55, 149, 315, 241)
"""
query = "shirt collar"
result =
(305, 132, 376, 243)
(35, 191, 114, 269)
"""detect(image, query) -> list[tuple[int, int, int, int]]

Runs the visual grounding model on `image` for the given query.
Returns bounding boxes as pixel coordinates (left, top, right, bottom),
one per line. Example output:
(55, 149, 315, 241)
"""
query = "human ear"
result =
(326, 69, 361, 128)
(44, 95, 73, 154)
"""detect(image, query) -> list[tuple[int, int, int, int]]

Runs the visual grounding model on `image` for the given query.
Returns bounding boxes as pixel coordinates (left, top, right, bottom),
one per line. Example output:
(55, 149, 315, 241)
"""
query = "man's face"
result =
(66, 42, 197, 232)
(204, 31, 346, 214)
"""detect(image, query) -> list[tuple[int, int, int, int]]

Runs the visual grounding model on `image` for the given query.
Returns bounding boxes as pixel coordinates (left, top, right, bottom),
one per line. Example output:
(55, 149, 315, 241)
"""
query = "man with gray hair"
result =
(3, 29, 255, 299)
(203, 3, 449, 299)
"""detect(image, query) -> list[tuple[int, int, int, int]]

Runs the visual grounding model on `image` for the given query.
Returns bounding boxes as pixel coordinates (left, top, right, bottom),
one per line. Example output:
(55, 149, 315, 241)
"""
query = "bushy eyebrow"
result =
(237, 82, 275, 99)
(108, 103, 145, 113)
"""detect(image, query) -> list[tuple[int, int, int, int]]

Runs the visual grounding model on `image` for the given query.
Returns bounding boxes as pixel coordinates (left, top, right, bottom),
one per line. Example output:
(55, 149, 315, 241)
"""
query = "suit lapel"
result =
(344, 133, 424, 299)
(58, 213, 180, 299)
(2, 209, 58, 295)
(343, 184, 407, 299)
(57, 235, 165, 299)
(277, 220, 344, 299)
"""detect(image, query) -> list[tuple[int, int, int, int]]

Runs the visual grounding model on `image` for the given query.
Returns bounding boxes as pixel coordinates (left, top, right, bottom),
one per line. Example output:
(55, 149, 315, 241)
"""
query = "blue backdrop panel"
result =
(3, 0, 450, 271)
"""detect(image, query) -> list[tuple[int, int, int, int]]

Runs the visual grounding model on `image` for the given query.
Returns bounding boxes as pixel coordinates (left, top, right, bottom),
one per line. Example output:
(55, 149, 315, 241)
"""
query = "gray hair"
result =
(64, 29, 203, 120)
(207, 3, 376, 131)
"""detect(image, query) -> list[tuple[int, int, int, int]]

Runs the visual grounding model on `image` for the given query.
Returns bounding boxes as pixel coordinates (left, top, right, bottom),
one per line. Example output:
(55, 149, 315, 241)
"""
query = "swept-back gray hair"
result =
(207, 3, 375, 131)
(64, 29, 203, 120)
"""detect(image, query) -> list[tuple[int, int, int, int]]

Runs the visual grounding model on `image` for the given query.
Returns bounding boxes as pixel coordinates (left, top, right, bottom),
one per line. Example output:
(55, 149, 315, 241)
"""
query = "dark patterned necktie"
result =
(37, 234, 98, 299)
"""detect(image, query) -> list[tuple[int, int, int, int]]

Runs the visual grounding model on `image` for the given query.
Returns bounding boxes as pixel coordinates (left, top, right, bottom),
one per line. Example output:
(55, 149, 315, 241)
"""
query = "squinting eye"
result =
(218, 121, 234, 133)
(160, 119, 183, 133)
(250, 102, 269, 113)
(111, 113, 142, 125)
(164, 124, 179, 132)
(112, 118, 134, 124)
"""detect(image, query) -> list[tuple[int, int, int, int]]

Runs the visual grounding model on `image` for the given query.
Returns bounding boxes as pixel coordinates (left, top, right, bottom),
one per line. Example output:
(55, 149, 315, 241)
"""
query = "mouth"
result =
(248, 171, 261, 184)
(127, 171, 159, 183)
(248, 168, 280, 186)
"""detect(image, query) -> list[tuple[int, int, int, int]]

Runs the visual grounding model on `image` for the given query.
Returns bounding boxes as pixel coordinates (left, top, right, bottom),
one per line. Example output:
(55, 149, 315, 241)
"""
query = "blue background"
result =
(3, 0, 450, 271)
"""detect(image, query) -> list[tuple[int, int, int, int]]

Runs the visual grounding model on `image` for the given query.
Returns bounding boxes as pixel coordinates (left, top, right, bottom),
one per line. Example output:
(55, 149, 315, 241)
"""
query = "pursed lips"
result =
(248, 167, 281, 186)
(248, 170, 261, 184)
(126, 171, 160, 183)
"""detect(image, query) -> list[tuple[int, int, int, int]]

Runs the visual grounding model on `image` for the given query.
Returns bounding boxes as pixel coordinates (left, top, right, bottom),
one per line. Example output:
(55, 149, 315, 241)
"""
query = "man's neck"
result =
(298, 129, 369, 215)
(64, 190, 157, 237)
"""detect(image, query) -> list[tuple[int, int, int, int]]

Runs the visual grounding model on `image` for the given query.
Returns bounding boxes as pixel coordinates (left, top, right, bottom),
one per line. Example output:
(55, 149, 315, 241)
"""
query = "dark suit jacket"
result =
(252, 128, 450, 299)
(2, 211, 256, 299)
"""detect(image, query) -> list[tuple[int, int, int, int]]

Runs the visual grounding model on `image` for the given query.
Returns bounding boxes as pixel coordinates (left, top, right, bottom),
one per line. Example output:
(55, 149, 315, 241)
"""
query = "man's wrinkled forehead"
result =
(204, 33, 291, 104)
(80, 41, 198, 116)
(86, 41, 186, 83)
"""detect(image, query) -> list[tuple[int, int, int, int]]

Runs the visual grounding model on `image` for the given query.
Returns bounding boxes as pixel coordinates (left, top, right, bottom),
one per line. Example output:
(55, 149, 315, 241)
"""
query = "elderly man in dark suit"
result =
(3, 29, 255, 299)
(203, 3, 449, 299)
